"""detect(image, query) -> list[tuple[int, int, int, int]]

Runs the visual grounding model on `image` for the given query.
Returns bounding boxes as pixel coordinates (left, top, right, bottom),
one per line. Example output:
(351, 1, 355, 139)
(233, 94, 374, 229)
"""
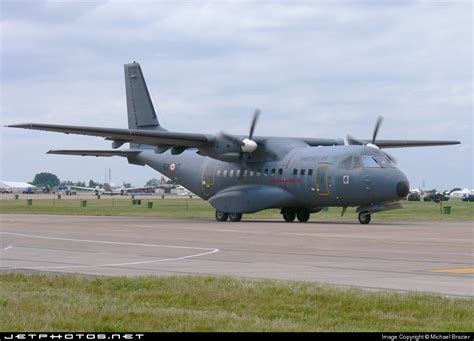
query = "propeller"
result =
(220, 108, 260, 154)
(346, 116, 397, 164)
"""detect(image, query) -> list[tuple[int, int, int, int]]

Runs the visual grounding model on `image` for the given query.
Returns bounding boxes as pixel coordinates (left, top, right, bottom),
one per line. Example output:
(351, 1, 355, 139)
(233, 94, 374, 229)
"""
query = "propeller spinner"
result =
(220, 109, 260, 154)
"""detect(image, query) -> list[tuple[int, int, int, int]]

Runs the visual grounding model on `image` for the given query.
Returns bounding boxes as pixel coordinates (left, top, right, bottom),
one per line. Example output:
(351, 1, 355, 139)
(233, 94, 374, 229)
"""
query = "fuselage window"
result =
(236, 170, 241, 177)
(278, 169, 283, 175)
(340, 156, 352, 169)
(293, 168, 298, 175)
(362, 155, 381, 168)
(243, 170, 248, 177)
(229, 170, 234, 177)
(257, 169, 261, 176)
(264, 169, 269, 176)
(216, 170, 221, 177)
(308, 169, 313, 176)
(223, 170, 228, 177)
(271, 168, 276, 176)
(249, 170, 254, 177)
(300, 169, 305, 175)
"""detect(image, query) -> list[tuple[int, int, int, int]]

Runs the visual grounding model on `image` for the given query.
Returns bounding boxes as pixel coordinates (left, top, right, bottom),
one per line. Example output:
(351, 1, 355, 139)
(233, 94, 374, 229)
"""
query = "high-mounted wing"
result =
(361, 140, 460, 148)
(8, 123, 211, 148)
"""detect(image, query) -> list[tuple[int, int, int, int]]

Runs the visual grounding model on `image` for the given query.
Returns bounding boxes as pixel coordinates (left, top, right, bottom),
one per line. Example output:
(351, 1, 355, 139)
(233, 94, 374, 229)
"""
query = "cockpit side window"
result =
(362, 155, 381, 168)
(340, 156, 352, 169)
(353, 156, 362, 169)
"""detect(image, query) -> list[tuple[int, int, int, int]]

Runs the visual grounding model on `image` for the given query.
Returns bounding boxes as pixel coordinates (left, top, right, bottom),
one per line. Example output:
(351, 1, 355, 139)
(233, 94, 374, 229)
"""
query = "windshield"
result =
(362, 155, 380, 168)
(361, 154, 394, 168)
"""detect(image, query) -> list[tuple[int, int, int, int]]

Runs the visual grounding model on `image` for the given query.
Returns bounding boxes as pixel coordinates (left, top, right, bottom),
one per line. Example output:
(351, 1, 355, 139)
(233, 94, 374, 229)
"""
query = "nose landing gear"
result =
(358, 212, 371, 224)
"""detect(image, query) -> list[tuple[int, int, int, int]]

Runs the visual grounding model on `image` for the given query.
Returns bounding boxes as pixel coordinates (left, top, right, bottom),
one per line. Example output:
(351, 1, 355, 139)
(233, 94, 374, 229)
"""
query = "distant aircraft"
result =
(176, 185, 192, 196)
(70, 169, 152, 195)
(7, 62, 460, 224)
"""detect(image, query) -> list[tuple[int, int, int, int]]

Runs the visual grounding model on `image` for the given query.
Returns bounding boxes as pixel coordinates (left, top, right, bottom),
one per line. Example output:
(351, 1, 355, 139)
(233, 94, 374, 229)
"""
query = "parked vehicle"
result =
(407, 193, 421, 201)
(423, 193, 449, 202)
(462, 194, 474, 202)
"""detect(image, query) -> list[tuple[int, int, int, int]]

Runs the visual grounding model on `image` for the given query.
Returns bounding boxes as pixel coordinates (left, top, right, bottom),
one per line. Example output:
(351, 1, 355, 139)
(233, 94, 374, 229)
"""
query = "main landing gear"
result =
(215, 210, 242, 222)
(281, 208, 310, 222)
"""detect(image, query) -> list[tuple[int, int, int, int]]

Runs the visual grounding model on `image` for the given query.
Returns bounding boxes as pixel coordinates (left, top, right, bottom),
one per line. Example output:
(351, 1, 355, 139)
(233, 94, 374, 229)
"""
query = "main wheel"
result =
(282, 209, 296, 222)
(296, 210, 310, 222)
(358, 212, 371, 224)
(229, 213, 242, 222)
(215, 210, 229, 222)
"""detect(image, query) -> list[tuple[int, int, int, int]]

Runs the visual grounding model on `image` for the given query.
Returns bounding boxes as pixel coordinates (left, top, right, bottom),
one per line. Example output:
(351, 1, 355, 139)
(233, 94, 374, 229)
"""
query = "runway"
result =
(1, 214, 472, 296)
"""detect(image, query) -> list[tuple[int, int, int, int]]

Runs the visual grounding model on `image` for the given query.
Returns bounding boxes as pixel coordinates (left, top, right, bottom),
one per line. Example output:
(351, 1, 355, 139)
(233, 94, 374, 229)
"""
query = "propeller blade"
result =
(346, 134, 364, 146)
(249, 108, 260, 140)
(372, 116, 383, 144)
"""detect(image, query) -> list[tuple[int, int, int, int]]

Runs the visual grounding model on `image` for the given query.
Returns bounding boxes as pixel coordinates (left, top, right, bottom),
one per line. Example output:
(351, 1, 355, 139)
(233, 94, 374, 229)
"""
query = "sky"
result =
(1, 0, 472, 190)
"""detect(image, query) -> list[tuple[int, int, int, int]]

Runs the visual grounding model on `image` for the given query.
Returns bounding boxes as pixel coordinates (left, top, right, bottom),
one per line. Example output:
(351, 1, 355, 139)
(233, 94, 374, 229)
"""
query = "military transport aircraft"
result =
(7, 62, 460, 224)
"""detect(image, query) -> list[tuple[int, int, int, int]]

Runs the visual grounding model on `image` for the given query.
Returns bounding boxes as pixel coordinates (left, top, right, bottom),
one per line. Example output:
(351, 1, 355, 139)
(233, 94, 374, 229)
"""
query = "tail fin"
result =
(124, 62, 164, 131)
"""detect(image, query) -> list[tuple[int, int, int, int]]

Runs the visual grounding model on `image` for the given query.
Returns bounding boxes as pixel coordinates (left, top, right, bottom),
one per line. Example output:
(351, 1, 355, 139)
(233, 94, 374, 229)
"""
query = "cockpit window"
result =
(340, 156, 352, 169)
(373, 154, 393, 168)
(353, 156, 362, 169)
(362, 155, 381, 168)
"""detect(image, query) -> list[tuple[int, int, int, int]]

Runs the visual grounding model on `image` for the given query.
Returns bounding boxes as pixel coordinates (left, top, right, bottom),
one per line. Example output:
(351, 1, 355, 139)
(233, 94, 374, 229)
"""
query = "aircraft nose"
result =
(395, 169, 410, 198)
(396, 181, 409, 198)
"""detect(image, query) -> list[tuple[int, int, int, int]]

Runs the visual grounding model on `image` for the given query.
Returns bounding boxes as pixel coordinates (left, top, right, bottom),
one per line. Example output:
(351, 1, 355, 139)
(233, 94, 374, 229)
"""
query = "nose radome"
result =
(396, 181, 409, 198)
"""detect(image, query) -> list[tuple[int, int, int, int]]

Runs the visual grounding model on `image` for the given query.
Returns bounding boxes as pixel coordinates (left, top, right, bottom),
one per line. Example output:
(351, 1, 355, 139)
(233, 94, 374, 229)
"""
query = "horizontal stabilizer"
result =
(47, 150, 141, 157)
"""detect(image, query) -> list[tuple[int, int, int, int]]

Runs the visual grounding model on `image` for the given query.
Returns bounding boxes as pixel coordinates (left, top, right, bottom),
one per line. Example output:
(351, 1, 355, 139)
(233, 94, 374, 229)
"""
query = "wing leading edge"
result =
(362, 139, 460, 148)
(7, 123, 460, 155)
(8, 123, 211, 148)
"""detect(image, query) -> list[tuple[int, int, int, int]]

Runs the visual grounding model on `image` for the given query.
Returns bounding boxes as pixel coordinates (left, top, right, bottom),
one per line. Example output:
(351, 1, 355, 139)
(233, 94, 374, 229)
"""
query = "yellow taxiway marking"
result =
(430, 268, 474, 274)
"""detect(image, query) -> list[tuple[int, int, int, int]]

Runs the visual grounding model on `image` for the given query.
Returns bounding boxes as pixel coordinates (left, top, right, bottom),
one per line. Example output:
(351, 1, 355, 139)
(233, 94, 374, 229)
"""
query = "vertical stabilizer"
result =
(124, 62, 163, 130)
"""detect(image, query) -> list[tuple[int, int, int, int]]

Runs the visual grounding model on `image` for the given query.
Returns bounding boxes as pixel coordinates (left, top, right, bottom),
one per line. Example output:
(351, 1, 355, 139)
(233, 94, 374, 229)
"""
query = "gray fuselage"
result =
(136, 144, 408, 214)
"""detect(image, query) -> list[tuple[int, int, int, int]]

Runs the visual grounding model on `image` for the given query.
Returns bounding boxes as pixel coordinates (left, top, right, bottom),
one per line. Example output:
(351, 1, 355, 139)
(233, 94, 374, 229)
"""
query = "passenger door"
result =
(314, 163, 331, 196)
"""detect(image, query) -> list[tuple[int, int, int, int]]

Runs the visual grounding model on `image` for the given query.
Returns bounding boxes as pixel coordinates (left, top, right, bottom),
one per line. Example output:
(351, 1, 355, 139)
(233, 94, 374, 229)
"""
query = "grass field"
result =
(0, 196, 472, 221)
(0, 273, 472, 332)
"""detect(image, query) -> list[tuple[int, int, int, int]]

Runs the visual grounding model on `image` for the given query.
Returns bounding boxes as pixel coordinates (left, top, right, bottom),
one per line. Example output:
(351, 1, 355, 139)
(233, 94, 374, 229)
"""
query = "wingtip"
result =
(5, 123, 33, 128)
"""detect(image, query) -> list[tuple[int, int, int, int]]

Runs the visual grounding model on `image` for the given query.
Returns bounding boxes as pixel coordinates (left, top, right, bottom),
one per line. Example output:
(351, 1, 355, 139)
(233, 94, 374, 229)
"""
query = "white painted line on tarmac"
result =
(0, 232, 219, 270)
(3, 246, 14, 251)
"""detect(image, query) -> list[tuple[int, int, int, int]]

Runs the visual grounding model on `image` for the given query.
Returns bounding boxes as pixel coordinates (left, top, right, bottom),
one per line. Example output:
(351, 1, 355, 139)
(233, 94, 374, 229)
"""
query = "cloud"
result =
(1, 0, 472, 188)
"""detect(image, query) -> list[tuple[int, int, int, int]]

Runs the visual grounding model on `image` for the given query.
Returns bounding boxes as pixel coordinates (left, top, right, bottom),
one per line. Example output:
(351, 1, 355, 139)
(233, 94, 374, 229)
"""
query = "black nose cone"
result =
(397, 181, 409, 198)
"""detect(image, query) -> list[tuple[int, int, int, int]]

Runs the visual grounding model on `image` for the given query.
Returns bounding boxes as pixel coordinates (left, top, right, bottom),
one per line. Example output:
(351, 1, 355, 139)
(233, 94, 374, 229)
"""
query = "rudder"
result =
(124, 62, 163, 130)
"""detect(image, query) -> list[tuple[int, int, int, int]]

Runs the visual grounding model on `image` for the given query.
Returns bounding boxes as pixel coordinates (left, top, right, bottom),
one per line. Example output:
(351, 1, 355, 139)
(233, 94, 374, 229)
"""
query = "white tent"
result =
(0, 181, 36, 193)
(450, 188, 472, 198)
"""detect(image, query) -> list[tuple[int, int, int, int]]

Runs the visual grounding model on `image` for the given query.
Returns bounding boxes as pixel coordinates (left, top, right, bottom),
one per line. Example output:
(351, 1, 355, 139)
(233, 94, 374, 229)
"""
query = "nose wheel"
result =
(358, 212, 371, 224)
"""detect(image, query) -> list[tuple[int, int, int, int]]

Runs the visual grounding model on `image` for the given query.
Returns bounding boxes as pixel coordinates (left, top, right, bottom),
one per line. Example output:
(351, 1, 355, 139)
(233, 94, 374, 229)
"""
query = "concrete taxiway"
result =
(1, 214, 472, 296)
